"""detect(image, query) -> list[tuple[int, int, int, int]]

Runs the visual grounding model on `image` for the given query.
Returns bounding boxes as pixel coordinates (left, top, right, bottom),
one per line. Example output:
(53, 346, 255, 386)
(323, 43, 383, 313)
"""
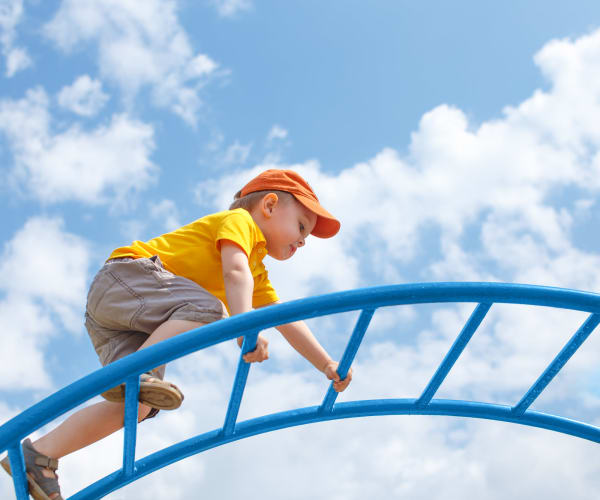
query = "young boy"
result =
(2, 169, 353, 500)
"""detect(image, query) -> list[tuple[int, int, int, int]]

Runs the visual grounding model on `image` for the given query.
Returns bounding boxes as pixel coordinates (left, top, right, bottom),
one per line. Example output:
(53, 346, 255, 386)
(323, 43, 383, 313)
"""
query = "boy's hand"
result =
(323, 361, 352, 392)
(242, 334, 269, 363)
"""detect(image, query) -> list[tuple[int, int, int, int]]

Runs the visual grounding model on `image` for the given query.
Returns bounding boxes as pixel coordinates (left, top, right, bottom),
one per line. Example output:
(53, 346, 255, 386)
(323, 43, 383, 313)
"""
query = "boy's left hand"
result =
(323, 361, 352, 392)
(242, 334, 269, 363)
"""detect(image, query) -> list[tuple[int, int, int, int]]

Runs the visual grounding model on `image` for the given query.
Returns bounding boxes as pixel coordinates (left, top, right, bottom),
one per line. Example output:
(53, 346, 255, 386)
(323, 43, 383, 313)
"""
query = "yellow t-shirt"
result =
(108, 208, 278, 311)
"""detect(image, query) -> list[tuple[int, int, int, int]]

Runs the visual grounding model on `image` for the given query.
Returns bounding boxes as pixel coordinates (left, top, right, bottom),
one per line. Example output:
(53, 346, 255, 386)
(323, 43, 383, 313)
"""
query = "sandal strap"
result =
(35, 473, 62, 496)
(33, 455, 59, 471)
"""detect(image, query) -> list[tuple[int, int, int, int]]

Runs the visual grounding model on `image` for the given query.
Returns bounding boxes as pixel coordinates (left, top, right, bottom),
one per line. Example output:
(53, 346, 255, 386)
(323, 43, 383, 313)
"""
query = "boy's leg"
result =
(20, 258, 228, 496)
(138, 319, 205, 374)
(22, 401, 151, 499)
(139, 319, 205, 350)
(32, 401, 152, 461)
(32, 320, 205, 462)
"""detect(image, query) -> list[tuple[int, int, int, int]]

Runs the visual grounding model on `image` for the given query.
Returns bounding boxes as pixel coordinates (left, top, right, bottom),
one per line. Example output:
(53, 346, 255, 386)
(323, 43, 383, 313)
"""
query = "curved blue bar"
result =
(1, 282, 600, 499)
(70, 398, 600, 500)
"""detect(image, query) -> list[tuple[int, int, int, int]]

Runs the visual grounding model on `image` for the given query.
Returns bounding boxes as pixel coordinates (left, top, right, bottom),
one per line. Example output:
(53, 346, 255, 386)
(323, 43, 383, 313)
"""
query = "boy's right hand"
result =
(323, 361, 352, 392)
(241, 334, 269, 363)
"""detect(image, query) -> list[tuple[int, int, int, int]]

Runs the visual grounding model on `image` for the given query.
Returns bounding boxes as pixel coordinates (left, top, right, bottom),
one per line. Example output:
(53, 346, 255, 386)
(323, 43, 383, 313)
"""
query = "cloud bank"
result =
(0, 217, 90, 390)
(0, 87, 157, 205)
(44, 0, 219, 125)
(0, 0, 32, 76)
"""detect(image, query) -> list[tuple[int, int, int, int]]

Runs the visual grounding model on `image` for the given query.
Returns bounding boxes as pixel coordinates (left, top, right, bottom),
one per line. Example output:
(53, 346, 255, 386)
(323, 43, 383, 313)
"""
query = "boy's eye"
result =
(299, 223, 305, 233)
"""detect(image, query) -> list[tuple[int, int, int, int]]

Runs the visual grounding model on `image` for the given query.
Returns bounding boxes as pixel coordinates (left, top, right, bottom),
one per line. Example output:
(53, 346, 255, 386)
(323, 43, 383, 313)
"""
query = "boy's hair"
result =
(229, 189, 294, 211)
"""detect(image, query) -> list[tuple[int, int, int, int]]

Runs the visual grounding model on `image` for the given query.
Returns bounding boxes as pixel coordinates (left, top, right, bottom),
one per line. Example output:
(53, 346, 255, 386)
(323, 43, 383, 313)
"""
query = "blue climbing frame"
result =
(1, 282, 600, 499)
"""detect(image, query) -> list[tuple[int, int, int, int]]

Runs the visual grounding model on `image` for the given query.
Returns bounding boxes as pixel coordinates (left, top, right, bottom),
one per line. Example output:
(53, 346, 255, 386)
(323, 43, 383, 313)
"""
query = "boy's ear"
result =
(261, 193, 279, 218)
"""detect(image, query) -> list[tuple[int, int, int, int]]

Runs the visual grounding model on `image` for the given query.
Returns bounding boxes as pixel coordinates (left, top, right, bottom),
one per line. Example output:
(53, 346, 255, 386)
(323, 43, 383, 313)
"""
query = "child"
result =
(2, 169, 353, 500)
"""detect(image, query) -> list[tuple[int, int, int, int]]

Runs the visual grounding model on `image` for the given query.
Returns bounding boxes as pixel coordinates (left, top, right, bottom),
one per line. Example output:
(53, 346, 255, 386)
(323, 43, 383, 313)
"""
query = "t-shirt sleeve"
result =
(214, 210, 279, 307)
(215, 211, 255, 257)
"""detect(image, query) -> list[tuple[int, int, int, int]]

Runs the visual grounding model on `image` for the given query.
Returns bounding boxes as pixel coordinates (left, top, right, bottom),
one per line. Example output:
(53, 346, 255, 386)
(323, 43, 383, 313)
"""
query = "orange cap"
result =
(240, 169, 340, 238)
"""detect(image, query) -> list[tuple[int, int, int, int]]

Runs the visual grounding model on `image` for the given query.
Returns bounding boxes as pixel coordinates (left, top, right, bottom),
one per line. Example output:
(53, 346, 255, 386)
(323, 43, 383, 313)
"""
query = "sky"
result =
(2, 0, 600, 498)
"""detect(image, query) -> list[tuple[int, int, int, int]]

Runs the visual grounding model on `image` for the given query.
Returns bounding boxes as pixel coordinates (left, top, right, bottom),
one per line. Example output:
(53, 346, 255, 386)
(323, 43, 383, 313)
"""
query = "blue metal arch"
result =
(2, 282, 600, 499)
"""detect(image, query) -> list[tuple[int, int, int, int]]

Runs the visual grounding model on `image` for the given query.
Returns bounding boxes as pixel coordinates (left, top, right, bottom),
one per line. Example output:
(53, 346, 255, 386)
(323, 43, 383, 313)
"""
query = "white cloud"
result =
(222, 140, 252, 166)
(57, 74, 109, 116)
(304, 31, 600, 294)
(5, 44, 29, 75)
(0, 87, 157, 205)
(150, 199, 182, 232)
(44, 0, 219, 125)
(0, 0, 32, 76)
(118, 218, 148, 242)
(0, 217, 90, 390)
(262, 125, 290, 163)
(266, 124, 288, 142)
(200, 134, 255, 169)
(210, 0, 253, 18)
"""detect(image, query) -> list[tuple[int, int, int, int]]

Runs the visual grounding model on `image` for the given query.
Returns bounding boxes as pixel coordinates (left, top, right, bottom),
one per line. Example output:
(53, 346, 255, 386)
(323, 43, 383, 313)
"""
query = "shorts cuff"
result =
(170, 304, 228, 324)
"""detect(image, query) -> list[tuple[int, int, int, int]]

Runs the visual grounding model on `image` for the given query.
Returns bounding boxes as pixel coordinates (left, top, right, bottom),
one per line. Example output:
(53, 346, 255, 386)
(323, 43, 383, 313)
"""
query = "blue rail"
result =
(1, 282, 600, 499)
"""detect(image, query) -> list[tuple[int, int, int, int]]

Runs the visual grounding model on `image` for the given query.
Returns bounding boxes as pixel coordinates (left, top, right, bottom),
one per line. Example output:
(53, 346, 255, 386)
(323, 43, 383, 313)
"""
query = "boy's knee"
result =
(108, 401, 155, 423)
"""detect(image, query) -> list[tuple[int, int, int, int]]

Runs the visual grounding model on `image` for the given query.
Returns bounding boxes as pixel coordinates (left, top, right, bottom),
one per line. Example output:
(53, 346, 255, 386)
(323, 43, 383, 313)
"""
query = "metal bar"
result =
(71, 397, 600, 499)
(222, 332, 259, 436)
(3, 283, 600, 453)
(512, 312, 600, 416)
(7, 443, 29, 500)
(1, 283, 600, 499)
(417, 302, 492, 407)
(122, 374, 140, 476)
(320, 309, 375, 413)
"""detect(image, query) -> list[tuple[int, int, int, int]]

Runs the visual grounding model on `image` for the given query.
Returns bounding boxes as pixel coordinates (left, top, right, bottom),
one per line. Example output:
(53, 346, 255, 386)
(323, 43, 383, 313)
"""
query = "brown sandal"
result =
(1, 438, 63, 500)
(101, 370, 184, 410)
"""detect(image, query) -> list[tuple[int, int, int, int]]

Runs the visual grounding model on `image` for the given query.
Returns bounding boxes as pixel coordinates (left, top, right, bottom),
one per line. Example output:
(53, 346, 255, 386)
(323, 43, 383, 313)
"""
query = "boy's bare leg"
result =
(33, 401, 152, 459)
(32, 321, 204, 456)
(26, 320, 204, 497)
(137, 319, 205, 374)
(33, 320, 205, 460)
(138, 319, 205, 350)
(29, 401, 151, 499)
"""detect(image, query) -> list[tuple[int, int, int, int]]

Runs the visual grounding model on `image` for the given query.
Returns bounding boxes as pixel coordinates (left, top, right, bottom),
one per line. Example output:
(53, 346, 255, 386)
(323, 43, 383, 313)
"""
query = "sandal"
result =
(101, 370, 184, 410)
(1, 438, 63, 500)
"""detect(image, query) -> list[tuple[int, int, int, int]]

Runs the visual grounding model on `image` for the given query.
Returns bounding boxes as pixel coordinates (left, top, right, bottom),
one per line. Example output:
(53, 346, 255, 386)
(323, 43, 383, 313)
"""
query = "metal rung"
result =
(320, 309, 375, 413)
(223, 332, 259, 436)
(417, 303, 492, 406)
(512, 312, 600, 416)
(123, 374, 141, 476)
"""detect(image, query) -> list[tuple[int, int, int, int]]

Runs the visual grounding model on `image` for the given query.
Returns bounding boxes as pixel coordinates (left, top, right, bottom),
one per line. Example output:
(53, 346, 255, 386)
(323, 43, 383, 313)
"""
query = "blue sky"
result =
(2, 1, 600, 498)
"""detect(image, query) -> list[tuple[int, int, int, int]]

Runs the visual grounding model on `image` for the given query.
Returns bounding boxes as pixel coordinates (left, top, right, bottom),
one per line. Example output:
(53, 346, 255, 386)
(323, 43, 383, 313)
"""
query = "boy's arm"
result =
(275, 318, 353, 392)
(220, 240, 268, 363)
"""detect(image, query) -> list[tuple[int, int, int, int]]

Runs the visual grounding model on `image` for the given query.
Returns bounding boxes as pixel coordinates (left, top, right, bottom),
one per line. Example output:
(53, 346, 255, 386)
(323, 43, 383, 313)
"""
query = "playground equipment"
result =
(1, 282, 600, 499)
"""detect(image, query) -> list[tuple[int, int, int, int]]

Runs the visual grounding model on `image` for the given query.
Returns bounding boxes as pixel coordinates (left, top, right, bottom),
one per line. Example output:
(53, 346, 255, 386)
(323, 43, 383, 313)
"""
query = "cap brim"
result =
(294, 194, 340, 238)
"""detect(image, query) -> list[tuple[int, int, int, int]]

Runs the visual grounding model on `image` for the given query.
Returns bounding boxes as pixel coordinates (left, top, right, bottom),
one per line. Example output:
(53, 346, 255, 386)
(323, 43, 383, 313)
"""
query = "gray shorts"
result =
(85, 255, 228, 388)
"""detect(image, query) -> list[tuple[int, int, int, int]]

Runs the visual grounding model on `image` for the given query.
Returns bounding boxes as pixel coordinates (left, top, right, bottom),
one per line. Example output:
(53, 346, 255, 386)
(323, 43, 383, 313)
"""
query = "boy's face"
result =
(261, 194, 318, 260)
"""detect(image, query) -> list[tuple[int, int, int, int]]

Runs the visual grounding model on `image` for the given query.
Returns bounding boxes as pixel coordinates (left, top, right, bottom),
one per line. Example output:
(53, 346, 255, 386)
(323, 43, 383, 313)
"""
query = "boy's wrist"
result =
(320, 359, 335, 373)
